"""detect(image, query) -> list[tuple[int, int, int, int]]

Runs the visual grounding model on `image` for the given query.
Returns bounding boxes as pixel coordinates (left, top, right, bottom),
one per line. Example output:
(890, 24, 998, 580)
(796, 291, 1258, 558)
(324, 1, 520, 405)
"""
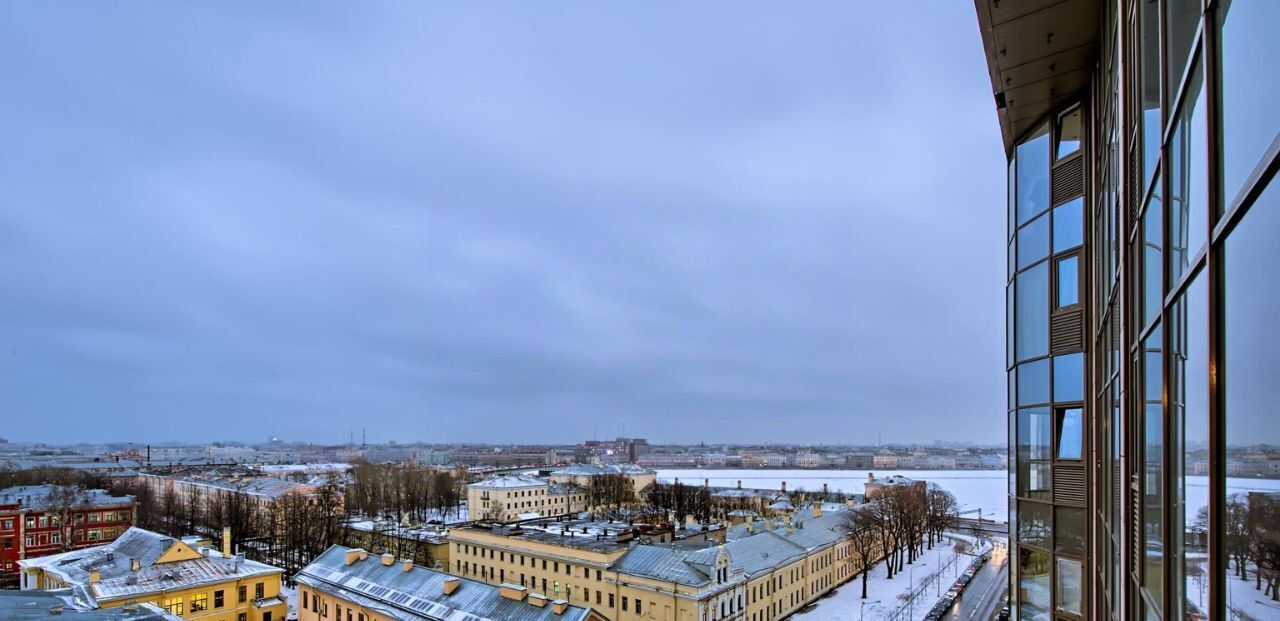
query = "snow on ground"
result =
(281, 584, 297, 620)
(794, 538, 973, 621)
(1224, 562, 1280, 621)
(657, 469, 1010, 519)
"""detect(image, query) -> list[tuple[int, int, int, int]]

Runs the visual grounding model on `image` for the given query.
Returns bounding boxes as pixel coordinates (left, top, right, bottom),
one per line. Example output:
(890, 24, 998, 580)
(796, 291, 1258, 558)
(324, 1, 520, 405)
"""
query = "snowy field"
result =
(657, 469, 1280, 523)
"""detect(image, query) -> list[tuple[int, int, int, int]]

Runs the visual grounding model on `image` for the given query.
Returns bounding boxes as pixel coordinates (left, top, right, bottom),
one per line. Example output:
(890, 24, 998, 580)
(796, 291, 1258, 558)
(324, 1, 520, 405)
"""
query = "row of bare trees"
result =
(841, 483, 959, 598)
(1220, 492, 1280, 602)
(344, 461, 463, 523)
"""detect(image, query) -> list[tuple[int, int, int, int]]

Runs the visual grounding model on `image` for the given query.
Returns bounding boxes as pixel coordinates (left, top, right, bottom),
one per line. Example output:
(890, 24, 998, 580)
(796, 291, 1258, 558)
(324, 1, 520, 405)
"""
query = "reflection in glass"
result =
(1053, 197, 1083, 253)
(1053, 353, 1083, 403)
(1169, 64, 1207, 283)
(1056, 255, 1079, 308)
(1018, 549, 1050, 620)
(1017, 408, 1051, 462)
(1143, 179, 1163, 326)
(1055, 507, 1085, 555)
(1056, 107, 1081, 160)
(1166, 0, 1200, 95)
(1016, 123, 1051, 226)
(1172, 275, 1208, 620)
(1142, 326, 1164, 607)
(1018, 212, 1049, 270)
(1056, 408, 1082, 460)
(1056, 557, 1083, 615)
(1225, 181, 1280, 610)
(1018, 359, 1050, 407)
(1016, 264, 1049, 361)
(1018, 501, 1051, 548)
(1140, 0, 1161, 188)
(1218, 0, 1280, 206)
(1007, 283, 1015, 367)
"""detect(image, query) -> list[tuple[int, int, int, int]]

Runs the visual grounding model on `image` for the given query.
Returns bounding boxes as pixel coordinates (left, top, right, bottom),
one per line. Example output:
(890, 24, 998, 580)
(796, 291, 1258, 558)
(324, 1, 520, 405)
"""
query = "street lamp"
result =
(859, 599, 881, 621)
(909, 564, 917, 618)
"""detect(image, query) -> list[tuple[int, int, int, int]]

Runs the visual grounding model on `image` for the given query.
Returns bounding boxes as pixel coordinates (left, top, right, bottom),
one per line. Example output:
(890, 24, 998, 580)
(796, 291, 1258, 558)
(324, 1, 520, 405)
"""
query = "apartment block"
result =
(0, 485, 136, 588)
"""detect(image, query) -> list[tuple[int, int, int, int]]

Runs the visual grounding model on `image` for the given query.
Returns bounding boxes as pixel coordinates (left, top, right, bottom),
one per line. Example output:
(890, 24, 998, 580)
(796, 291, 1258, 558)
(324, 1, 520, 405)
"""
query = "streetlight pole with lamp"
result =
(859, 599, 881, 621)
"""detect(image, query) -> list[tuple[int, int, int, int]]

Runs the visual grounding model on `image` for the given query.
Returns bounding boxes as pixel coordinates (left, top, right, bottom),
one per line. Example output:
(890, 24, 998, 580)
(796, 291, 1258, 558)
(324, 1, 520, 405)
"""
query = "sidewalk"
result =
(794, 538, 970, 620)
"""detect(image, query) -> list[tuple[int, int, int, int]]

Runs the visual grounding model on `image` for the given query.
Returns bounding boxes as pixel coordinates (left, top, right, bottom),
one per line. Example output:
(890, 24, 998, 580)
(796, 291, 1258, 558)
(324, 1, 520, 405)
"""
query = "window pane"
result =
(1056, 256, 1079, 308)
(1016, 264, 1049, 361)
(1017, 407, 1051, 461)
(1140, 0, 1161, 189)
(1007, 283, 1015, 368)
(1166, 0, 1200, 95)
(1008, 157, 1016, 239)
(1053, 353, 1083, 403)
(1055, 507, 1086, 555)
(1018, 359, 1050, 407)
(1225, 180, 1280, 618)
(1142, 326, 1164, 607)
(1018, 548, 1050, 620)
(1056, 408, 1082, 460)
(1018, 212, 1049, 270)
(1172, 275, 1209, 620)
(1169, 64, 1207, 283)
(1056, 557, 1083, 616)
(1143, 179, 1163, 325)
(1056, 108, 1081, 159)
(1016, 123, 1051, 226)
(1218, 0, 1280, 207)
(1053, 197, 1083, 253)
(1017, 501, 1051, 549)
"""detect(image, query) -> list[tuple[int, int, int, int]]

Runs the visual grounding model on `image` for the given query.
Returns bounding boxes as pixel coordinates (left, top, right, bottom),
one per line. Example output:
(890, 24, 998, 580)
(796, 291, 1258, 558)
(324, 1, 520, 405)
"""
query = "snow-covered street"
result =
(794, 538, 974, 620)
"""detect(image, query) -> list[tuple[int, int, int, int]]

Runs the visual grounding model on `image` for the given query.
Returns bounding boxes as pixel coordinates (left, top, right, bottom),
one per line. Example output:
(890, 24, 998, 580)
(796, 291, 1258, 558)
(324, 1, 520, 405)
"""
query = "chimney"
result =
(529, 593, 548, 608)
(552, 599, 569, 615)
(131, 558, 141, 572)
(359, 550, 368, 561)
(500, 584, 528, 601)
(868, 473, 875, 484)
(736, 480, 741, 489)
(703, 478, 708, 488)
(344, 549, 364, 566)
(381, 553, 395, 566)
(222, 527, 232, 557)
(746, 522, 755, 534)
(781, 481, 786, 493)
(88, 570, 100, 584)
(403, 559, 414, 572)
(812, 505, 823, 518)
(443, 577, 460, 596)
(822, 483, 828, 496)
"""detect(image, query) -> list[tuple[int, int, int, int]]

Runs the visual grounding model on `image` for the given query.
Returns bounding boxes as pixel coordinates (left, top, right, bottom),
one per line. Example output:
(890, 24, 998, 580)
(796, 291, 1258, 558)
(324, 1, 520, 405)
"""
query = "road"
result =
(940, 542, 1008, 621)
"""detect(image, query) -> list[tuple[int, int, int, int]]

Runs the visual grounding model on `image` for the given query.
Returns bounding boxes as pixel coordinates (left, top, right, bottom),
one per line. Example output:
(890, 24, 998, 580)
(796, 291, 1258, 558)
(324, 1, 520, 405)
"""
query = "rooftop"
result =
(0, 486, 133, 511)
(0, 590, 180, 621)
(295, 546, 593, 621)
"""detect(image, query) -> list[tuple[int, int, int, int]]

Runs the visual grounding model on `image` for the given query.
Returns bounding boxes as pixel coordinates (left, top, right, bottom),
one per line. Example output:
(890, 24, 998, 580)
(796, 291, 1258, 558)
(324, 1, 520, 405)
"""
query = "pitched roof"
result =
(0, 590, 179, 621)
(0, 486, 133, 511)
(296, 546, 592, 621)
(18, 527, 281, 605)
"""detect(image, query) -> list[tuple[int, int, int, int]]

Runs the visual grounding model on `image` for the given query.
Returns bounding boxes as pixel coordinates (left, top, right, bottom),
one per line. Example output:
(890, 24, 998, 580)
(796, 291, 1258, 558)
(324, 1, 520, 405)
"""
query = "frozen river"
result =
(656, 468, 1280, 523)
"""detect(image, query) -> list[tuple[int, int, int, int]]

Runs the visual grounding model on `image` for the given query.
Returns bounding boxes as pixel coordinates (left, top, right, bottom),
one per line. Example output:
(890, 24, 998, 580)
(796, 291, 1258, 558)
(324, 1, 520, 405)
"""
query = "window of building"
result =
(1139, 0, 1160, 189)
(1053, 353, 1083, 403)
(162, 596, 184, 616)
(1055, 506, 1086, 556)
(1055, 255, 1079, 308)
(1218, 0, 1280, 207)
(1018, 211, 1049, 270)
(1055, 408, 1083, 460)
(1055, 557, 1083, 615)
(1016, 123, 1051, 226)
(1142, 324, 1164, 606)
(238, 613, 248, 621)
(1015, 263, 1049, 361)
(1017, 500, 1050, 549)
(622, 596, 628, 612)
(1055, 107, 1081, 160)
(238, 585, 247, 603)
(1052, 197, 1083, 253)
(255, 582, 264, 600)
(1018, 549, 1050, 619)
(636, 600, 642, 614)
(190, 593, 208, 613)
(609, 593, 615, 608)
(1017, 359, 1050, 407)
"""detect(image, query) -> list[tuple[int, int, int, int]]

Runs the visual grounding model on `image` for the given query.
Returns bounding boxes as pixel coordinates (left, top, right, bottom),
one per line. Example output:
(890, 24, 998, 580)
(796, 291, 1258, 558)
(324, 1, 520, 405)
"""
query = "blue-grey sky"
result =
(0, 2, 1006, 445)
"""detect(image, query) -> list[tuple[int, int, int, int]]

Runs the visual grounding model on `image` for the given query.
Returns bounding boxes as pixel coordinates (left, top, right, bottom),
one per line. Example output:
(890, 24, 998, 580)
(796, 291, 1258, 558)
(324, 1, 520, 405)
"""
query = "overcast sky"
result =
(0, 2, 1006, 446)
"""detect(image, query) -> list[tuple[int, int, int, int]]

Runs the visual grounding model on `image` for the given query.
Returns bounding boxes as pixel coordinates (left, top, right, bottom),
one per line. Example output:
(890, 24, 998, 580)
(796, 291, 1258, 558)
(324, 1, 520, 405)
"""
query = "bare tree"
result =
(841, 506, 883, 599)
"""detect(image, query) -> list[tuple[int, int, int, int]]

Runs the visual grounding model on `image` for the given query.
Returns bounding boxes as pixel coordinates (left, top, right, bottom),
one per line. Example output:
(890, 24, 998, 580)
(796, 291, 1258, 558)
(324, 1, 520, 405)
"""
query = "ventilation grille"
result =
(1051, 307, 1085, 353)
(1052, 155, 1085, 206)
(1054, 463, 1086, 506)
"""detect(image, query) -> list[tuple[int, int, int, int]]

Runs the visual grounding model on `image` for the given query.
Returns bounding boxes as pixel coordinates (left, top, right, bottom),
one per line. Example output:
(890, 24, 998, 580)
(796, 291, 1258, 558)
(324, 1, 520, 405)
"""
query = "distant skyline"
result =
(0, 2, 1006, 445)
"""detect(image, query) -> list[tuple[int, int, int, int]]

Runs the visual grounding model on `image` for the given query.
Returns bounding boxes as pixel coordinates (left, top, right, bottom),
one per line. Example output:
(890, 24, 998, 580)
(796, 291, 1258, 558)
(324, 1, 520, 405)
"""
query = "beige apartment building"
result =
(447, 503, 878, 621)
(468, 465, 655, 524)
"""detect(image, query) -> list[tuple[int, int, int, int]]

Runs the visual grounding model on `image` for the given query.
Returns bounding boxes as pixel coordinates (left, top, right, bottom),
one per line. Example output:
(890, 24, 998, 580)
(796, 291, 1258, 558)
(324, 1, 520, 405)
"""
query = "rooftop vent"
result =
(381, 553, 395, 566)
(528, 593, 547, 608)
(442, 577, 460, 596)
(552, 599, 569, 615)
(344, 549, 365, 566)
(499, 583, 528, 601)
(402, 559, 413, 572)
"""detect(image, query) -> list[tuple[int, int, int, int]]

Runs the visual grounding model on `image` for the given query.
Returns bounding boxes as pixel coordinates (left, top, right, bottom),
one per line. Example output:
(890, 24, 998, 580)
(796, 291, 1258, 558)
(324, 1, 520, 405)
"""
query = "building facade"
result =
(0, 485, 136, 588)
(976, 0, 1279, 619)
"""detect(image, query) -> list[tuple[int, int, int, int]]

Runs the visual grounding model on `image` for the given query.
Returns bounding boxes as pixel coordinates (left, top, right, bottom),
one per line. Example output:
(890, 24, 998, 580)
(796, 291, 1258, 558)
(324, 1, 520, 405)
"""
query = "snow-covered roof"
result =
(0, 486, 133, 511)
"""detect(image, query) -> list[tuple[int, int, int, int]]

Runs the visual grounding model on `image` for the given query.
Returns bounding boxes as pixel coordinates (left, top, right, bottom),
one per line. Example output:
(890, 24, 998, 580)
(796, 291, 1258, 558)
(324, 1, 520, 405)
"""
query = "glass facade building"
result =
(975, 0, 1279, 619)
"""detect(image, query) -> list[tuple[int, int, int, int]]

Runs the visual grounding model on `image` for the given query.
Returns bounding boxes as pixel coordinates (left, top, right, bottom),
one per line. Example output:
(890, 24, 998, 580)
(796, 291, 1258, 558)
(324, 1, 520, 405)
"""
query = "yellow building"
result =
(295, 545, 606, 621)
(17, 527, 287, 621)
(446, 503, 881, 621)
(467, 475, 589, 523)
